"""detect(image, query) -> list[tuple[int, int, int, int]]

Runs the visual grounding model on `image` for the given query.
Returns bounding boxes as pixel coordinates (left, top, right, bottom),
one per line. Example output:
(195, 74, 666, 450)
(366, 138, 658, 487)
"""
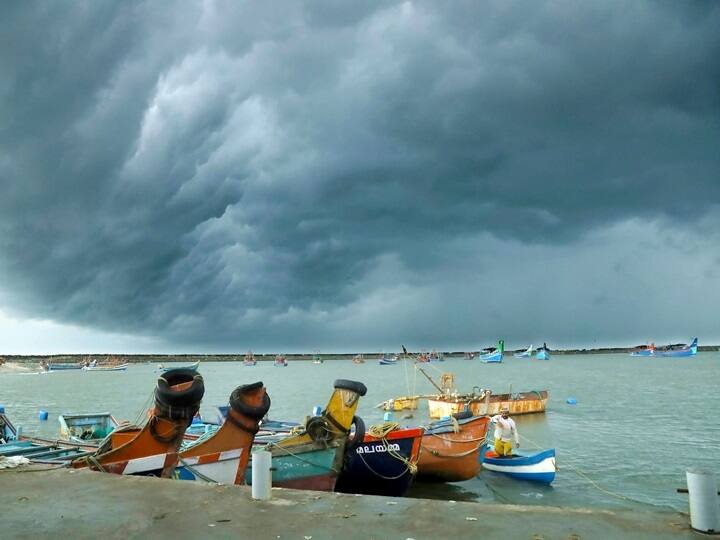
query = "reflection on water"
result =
(2, 352, 718, 511)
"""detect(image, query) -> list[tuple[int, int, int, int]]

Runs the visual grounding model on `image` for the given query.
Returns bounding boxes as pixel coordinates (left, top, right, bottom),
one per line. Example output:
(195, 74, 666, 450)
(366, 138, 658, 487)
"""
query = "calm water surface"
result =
(3, 353, 718, 511)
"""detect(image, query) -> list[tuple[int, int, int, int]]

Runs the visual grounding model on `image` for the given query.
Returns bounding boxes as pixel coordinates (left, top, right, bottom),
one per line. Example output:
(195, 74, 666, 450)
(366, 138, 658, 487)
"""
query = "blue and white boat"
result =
(480, 340, 504, 363)
(379, 355, 398, 365)
(513, 345, 534, 358)
(480, 444, 556, 484)
(157, 361, 200, 372)
(660, 337, 697, 358)
(535, 343, 551, 360)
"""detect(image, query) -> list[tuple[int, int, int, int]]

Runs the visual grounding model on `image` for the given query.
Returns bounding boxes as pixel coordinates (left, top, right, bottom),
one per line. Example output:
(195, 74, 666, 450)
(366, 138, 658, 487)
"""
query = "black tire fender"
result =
(230, 382, 271, 420)
(306, 416, 332, 443)
(156, 369, 205, 408)
(452, 410, 473, 420)
(333, 379, 367, 396)
(345, 415, 366, 452)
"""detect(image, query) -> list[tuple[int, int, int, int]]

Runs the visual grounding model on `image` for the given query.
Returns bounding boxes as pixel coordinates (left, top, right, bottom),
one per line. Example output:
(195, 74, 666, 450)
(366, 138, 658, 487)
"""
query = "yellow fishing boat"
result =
(427, 390, 548, 419)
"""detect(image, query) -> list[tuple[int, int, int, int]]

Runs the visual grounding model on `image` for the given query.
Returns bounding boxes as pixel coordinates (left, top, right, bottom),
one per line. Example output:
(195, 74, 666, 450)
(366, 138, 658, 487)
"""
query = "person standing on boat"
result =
(490, 406, 519, 457)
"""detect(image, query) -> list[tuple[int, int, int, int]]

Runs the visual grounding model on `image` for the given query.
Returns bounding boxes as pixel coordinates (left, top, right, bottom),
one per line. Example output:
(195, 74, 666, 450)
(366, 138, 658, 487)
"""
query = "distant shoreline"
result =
(1, 346, 717, 364)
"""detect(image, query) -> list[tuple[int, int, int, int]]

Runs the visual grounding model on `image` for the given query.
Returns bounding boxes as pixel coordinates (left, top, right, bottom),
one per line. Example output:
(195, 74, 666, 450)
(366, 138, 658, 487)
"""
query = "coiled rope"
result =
(363, 422, 418, 477)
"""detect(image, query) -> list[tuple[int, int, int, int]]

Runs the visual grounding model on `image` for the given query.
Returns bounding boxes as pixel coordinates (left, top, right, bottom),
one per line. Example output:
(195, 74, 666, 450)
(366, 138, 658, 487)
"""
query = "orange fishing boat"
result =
(416, 414, 489, 482)
(71, 368, 204, 477)
(176, 381, 270, 483)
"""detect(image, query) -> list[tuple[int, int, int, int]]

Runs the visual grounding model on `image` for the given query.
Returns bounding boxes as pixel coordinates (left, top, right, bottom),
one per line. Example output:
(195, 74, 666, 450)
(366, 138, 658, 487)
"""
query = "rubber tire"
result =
(306, 416, 332, 443)
(345, 415, 366, 452)
(452, 410, 473, 420)
(156, 369, 205, 408)
(333, 379, 367, 396)
(230, 383, 271, 419)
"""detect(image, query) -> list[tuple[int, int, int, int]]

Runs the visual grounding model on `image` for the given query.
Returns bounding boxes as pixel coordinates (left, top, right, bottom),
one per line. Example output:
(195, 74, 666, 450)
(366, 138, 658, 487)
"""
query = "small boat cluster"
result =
(0, 367, 555, 497)
(629, 337, 698, 357)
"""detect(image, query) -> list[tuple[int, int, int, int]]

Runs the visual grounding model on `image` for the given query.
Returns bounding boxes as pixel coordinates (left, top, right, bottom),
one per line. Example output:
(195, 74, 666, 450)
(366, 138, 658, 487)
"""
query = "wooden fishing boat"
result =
(41, 361, 84, 371)
(660, 337, 697, 357)
(480, 444, 556, 484)
(480, 340, 504, 363)
(352, 354, 365, 364)
(1, 411, 96, 464)
(513, 345, 534, 358)
(335, 424, 424, 496)
(535, 342, 551, 360)
(630, 344, 655, 357)
(175, 382, 270, 483)
(380, 395, 420, 412)
(71, 368, 204, 476)
(427, 390, 548, 419)
(243, 352, 257, 366)
(274, 354, 288, 367)
(59, 413, 120, 444)
(158, 361, 200, 372)
(246, 379, 368, 491)
(428, 350, 444, 362)
(83, 363, 129, 371)
(416, 414, 489, 482)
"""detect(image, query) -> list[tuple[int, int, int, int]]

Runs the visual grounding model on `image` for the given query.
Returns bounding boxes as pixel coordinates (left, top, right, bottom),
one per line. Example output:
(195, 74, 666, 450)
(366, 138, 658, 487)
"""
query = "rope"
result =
(88, 454, 107, 473)
(420, 442, 484, 459)
(364, 422, 418, 476)
(429, 432, 486, 444)
(368, 422, 399, 438)
(178, 457, 219, 483)
(518, 433, 648, 505)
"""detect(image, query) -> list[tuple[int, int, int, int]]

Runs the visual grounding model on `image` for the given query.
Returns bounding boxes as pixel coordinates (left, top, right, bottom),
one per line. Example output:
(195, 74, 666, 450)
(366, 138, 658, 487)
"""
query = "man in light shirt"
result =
(490, 406, 519, 457)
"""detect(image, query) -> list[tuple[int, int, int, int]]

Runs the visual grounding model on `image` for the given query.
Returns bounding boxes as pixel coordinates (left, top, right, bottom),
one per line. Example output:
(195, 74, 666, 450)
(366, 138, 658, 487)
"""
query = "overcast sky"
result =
(1, 1, 719, 354)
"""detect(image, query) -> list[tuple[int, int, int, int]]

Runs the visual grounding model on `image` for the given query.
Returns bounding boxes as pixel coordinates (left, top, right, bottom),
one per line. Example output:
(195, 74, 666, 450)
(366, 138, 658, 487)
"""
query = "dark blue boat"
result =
(335, 425, 423, 496)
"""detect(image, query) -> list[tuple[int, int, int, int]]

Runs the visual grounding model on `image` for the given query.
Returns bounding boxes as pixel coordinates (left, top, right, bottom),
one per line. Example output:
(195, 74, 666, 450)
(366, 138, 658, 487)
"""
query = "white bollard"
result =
(251, 449, 272, 500)
(687, 469, 719, 534)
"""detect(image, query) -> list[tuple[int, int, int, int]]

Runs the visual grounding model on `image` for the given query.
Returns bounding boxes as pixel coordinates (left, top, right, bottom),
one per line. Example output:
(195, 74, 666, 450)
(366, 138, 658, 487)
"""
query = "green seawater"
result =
(3, 352, 718, 511)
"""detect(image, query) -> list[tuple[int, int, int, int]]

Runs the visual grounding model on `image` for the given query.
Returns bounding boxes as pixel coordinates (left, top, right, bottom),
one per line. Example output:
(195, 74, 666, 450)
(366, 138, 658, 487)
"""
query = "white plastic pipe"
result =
(251, 449, 272, 500)
(687, 469, 719, 534)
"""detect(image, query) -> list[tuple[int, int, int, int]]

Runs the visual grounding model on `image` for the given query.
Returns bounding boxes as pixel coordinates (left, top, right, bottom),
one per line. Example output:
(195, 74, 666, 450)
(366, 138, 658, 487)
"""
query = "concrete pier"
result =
(0, 467, 694, 539)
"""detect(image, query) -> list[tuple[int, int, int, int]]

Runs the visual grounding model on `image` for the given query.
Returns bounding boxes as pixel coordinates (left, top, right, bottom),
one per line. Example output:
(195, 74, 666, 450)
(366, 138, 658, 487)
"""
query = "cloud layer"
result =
(1, 1, 719, 351)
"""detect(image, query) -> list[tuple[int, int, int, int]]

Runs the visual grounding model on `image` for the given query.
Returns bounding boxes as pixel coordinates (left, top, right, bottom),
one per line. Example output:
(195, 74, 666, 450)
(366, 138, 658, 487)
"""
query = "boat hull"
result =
(83, 364, 129, 371)
(336, 427, 423, 497)
(480, 351, 502, 363)
(480, 445, 556, 484)
(417, 416, 489, 482)
(427, 391, 548, 420)
(536, 350, 550, 360)
(47, 363, 84, 371)
(245, 444, 340, 491)
(59, 413, 120, 444)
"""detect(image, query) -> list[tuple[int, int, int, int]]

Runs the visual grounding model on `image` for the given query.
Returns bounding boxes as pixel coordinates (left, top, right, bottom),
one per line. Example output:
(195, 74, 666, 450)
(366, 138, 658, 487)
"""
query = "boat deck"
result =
(0, 466, 696, 539)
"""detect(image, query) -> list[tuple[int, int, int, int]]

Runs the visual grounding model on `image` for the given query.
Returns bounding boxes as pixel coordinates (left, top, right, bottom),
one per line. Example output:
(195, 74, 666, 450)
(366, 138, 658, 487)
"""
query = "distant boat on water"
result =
(660, 337, 698, 358)
(243, 352, 257, 366)
(158, 361, 200, 372)
(630, 343, 656, 357)
(536, 343, 551, 360)
(513, 345, 534, 358)
(480, 340, 504, 363)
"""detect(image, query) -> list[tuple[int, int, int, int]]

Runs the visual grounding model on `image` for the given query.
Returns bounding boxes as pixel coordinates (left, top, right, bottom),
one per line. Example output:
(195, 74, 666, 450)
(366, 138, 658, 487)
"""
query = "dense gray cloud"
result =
(0, 1, 719, 351)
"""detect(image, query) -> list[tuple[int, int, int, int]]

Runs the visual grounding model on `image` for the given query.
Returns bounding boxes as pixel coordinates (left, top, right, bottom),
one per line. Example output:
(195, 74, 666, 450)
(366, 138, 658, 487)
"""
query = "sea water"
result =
(2, 352, 718, 512)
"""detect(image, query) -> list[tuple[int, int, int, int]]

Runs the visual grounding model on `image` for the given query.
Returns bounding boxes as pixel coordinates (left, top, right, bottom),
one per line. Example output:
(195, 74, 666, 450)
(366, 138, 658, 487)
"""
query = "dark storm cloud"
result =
(0, 1, 719, 349)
